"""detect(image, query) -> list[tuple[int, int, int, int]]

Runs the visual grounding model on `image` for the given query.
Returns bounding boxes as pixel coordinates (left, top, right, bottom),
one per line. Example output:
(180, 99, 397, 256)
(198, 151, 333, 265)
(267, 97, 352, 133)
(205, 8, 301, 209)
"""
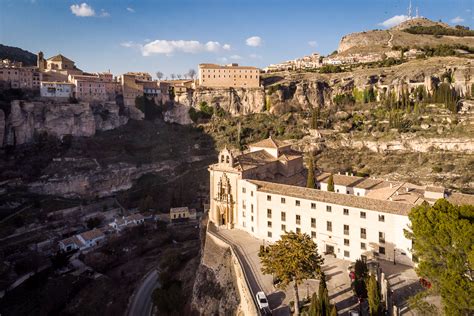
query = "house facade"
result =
(199, 63, 260, 88)
(208, 137, 474, 266)
(40, 81, 74, 98)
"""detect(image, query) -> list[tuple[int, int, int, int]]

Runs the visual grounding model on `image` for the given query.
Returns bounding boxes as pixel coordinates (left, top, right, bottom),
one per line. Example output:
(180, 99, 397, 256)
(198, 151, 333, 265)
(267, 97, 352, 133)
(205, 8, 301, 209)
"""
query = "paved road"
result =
(127, 269, 160, 316)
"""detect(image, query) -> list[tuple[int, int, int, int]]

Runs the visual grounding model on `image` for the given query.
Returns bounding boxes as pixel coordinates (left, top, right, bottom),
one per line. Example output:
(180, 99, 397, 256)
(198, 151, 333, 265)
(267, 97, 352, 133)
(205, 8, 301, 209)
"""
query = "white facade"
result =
(40, 81, 74, 98)
(235, 180, 413, 266)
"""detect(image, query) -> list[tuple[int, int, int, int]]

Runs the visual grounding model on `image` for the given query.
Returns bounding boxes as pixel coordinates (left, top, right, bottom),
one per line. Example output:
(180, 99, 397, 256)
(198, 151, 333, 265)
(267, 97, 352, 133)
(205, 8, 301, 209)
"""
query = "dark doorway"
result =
(326, 245, 335, 255)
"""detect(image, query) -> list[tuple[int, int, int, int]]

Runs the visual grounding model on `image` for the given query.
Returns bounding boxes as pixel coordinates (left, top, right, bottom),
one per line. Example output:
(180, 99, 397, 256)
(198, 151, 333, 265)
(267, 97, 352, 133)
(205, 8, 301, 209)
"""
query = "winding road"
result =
(127, 269, 160, 316)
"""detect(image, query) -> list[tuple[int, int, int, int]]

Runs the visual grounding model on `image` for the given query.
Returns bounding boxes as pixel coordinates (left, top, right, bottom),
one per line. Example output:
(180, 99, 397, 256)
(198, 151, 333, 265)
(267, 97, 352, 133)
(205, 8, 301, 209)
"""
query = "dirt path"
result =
(387, 31, 394, 48)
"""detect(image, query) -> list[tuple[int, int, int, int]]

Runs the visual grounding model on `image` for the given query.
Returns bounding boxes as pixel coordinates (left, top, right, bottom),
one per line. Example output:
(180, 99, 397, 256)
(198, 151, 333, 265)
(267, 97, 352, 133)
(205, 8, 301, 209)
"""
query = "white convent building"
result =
(209, 137, 473, 266)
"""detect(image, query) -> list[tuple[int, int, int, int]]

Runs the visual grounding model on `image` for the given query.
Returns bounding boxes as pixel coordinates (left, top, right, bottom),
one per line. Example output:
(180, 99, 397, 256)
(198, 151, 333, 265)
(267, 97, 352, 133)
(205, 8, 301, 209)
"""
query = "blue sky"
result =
(0, 0, 472, 78)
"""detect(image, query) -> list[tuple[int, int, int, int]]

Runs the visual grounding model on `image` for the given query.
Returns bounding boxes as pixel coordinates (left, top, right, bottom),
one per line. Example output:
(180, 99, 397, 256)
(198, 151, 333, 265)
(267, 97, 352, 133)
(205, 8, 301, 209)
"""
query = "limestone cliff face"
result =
(266, 58, 474, 114)
(3, 101, 132, 147)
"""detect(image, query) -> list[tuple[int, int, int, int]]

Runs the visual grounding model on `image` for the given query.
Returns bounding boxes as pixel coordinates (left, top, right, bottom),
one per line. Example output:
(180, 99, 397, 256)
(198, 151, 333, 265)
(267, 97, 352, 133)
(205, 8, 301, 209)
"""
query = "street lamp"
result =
(393, 249, 396, 265)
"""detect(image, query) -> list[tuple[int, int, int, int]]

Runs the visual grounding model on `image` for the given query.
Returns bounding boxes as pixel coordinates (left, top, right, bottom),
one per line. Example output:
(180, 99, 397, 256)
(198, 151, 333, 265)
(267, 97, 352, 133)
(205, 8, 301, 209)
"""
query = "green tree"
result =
(309, 272, 336, 316)
(405, 199, 474, 315)
(309, 292, 320, 316)
(259, 232, 324, 315)
(307, 154, 316, 189)
(139, 195, 154, 212)
(327, 174, 335, 192)
(367, 274, 381, 316)
(354, 258, 368, 280)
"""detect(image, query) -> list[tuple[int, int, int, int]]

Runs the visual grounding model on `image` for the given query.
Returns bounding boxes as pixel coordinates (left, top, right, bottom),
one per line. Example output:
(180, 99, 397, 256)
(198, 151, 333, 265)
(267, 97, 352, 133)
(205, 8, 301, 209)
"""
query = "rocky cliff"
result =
(167, 87, 266, 124)
(2, 100, 134, 147)
(265, 57, 473, 114)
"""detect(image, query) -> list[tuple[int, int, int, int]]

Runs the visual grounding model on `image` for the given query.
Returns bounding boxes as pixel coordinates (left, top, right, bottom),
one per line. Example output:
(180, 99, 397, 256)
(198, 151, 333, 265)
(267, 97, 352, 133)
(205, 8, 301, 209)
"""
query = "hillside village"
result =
(0, 10, 473, 316)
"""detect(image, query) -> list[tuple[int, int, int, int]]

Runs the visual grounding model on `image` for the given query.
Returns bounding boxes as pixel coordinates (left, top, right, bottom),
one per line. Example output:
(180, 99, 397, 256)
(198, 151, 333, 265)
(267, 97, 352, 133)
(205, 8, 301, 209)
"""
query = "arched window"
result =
(226, 155, 229, 163)
(221, 155, 224, 163)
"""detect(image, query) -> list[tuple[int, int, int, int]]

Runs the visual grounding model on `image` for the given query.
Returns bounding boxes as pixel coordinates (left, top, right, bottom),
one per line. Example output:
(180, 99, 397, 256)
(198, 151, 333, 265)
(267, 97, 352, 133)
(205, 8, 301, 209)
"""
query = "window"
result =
(281, 224, 286, 231)
(344, 239, 350, 246)
(343, 208, 349, 215)
(281, 197, 286, 204)
(251, 191, 254, 197)
(327, 221, 332, 232)
(344, 225, 350, 235)
(242, 187, 246, 193)
(296, 227, 301, 233)
(242, 211, 246, 218)
(379, 246, 385, 255)
(242, 200, 246, 209)
(344, 250, 350, 258)
(311, 231, 316, 238)
(360, 211, 366, 219)
(311, 203, 316, 209)
(251, 204, 254, 213)
(267, 221, 272, 228)
(361, 242, 366, 250)
(378, 214, 385, 222)
(326, 205, 332, 212)
(267, 195, 272, 201)
(281, 212, 286, 221)
(251, 216, 254, 222)
(295, 200, 300, 206)
(360, 228, 367, 239)
(267, 209, 272, 218)
(296, 215, 301, 225)
(311, 218, 316, 228)
(268, 231, 272, 238)
(379, 232, 385, 243)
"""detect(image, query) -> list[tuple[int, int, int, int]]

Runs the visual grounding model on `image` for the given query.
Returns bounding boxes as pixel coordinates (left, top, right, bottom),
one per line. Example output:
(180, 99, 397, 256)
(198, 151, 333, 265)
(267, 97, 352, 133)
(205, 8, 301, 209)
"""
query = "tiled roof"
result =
(447, 192, 474, 206)
(248, 179, 415, 215)
(249, 137, 288, 149)
(60, 236, 83, 248)
(47, 54, 74, 63)
(235, 150, 277, 170)
(170, 207, 189, 213)
(425, 186, 445, 193)
(79, 229, 104, 242)
(199, 63, 258, 70)
(127, 213, 145, 221)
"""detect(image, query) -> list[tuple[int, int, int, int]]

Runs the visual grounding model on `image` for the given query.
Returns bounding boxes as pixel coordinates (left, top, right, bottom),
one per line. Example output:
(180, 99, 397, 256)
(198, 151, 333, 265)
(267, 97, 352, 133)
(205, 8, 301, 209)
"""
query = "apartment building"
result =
(199, 63, 260, 88)
(0, 63, 42, 90)
(40, 81, 74, 98)
(68, 73, 110, 101)
(208, 137, 474, 266)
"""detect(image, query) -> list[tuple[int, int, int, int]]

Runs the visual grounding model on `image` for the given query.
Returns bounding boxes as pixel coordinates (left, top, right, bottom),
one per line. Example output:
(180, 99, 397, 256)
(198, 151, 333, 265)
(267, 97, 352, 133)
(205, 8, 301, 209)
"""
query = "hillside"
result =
(0, 44, 37, 66)
(337, 18, 474, 55)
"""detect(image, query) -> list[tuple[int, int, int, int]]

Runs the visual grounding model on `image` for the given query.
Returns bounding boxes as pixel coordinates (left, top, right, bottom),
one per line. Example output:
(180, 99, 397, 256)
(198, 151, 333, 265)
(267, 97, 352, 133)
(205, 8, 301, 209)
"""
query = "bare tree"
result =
(170, 73, 176, 80)
(187, 69, 197, 79)
(177, 74, 182, 80)
(156, 71, 164, 80)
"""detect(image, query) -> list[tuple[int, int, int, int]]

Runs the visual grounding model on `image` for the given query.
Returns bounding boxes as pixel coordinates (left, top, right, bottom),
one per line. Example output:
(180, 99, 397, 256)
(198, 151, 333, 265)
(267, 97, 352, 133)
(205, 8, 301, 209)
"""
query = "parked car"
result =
(256, 291, 269, 310)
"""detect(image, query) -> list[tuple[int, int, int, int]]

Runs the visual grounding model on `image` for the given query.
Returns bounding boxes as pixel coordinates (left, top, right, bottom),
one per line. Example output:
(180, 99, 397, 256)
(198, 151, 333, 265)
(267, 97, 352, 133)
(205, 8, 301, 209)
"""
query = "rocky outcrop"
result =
(191, 234, 241, 315)
(3, 100, 132, 147)
(28, 160, 178, 198)
(174, 87, 266, 116)
(163, 103, 193, 125)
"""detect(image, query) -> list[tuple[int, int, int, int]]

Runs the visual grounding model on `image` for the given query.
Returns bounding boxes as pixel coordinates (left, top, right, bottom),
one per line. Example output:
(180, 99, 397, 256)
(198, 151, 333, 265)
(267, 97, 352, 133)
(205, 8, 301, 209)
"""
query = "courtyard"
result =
(215, 227, 422, 315)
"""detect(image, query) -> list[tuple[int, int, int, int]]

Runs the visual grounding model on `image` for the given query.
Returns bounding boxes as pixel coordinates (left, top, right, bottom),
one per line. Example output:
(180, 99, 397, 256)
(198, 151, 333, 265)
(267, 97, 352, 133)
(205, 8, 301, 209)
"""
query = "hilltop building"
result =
(199, 63, 260, 88)
(40, 81, 74, 98)
(208, 137, 474, 265)
(0, 58, 42, 90)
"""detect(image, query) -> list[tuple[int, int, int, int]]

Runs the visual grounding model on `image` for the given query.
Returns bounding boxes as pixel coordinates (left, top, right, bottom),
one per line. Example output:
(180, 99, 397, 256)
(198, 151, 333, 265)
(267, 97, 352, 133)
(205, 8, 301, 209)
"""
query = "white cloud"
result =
(249, 53, 262, 59)
(230, 55, 242, 60)
(246, 36, 262, 47)
(450, 16, 464, 23)
(126, 7, 135, 13)
(308, 41, 318, 48)
(139, 40, 231, 56)
(70, 3, 95, 17)
(218, 57, 228, 63)
(378, 15, 410, 28)
(100, 9, 110, 17)
(120, 41, 136, 48)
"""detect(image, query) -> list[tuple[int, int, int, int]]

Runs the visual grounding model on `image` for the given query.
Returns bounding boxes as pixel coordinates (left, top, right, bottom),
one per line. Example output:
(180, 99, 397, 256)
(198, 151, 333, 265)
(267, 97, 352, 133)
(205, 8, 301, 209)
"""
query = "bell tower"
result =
(37, 51, 45, 72)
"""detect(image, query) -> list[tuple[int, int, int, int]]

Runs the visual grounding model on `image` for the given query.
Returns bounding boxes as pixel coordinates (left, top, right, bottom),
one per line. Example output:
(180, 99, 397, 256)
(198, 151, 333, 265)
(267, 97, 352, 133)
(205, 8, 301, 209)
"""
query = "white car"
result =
(256, 291, 269, 310)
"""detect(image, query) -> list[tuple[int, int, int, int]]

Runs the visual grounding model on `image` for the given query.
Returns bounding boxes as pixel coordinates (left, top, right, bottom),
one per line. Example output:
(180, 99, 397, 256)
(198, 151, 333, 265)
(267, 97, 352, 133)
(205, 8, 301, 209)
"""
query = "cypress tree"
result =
(327, 174, 335, 192)
(309, 292, 319, 316)
(330, 305, 337, 316)
(307, 155, 316, 189)
(367, 274, 381, 316)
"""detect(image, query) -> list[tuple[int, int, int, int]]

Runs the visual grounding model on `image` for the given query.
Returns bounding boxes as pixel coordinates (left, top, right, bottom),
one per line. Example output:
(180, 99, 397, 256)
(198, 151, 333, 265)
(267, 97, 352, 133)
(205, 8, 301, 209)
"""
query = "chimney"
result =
(346, 172, 349, 176)
(390, 183, 393, 188)
(396, 191, 399, 195)
(389, 197, 393, 201)
(406, 187, 410, 192)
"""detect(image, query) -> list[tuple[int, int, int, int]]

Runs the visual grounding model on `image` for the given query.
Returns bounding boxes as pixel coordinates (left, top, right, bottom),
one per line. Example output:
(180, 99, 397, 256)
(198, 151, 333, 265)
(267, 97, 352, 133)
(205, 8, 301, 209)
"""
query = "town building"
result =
(40, 81, 74, 98)
(199, 63, 260, 88)
(0, 61, 42, 90)
(208, 137, 474, 266)
(109, 213, 145, 231)
(68, 73, 114, 102)
(58, 228, 105, 252)
(170, 207, 197, 221)
(265, 53, 322, 72)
